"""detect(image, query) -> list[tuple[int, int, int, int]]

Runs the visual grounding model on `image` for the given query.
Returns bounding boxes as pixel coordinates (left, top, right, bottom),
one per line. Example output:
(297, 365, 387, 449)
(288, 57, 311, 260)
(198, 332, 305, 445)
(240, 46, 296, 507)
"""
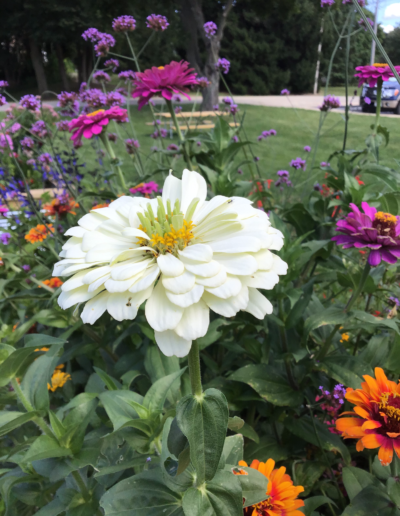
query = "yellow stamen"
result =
(87, 109, 105, 117)
(373, 63, 388, 67)
(158, 66, 165, 70)
(340, 333, 350, 343)
(375, 211, 397, 225)
(379, 392, 400, 421)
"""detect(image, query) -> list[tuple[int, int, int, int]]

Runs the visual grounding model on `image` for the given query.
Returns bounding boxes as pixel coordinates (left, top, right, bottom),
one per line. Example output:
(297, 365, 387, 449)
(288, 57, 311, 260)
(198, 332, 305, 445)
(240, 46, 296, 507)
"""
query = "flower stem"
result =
(100, 133, 127, 191)
(187, 341, 203, 397)
(374, 77, 383, 136)
(166, 99, 193, 169)
(317, 260, 371, 361)
(11, 378, 54, 438)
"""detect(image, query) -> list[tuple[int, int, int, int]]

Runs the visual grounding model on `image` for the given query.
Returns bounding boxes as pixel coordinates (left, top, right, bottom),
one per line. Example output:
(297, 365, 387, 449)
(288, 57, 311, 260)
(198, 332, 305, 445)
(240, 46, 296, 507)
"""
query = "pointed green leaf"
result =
(143, 368, 186, 413)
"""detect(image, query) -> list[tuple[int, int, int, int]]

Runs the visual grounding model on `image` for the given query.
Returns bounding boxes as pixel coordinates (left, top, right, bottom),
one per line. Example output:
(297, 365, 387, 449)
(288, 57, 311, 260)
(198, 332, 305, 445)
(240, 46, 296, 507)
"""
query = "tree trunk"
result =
(29, 37, 48, 94)
(55, 44, 70, 91)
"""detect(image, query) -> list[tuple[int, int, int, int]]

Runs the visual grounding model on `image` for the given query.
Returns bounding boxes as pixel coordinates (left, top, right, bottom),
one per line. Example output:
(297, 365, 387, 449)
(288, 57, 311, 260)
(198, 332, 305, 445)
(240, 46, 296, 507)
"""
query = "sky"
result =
(376, 0, 400, 32)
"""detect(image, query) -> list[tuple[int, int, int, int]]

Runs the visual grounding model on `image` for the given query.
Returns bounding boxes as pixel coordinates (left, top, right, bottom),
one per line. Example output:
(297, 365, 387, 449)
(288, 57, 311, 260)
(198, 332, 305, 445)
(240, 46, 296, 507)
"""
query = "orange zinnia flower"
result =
(336, 367, 400, 466)
(235, 459, 304, 516)
(92, 202, 110, 210)
(43, 196, 79, 217)
(25, 224, 54, 244)
(40, 277, 63, 289)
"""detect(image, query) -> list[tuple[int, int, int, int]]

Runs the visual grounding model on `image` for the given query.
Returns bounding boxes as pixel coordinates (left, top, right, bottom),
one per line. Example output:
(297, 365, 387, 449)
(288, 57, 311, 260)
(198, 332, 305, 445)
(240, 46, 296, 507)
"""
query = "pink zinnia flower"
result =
(68, 107, 128, 143)
(0, 205, 9, 215)
(355, 64, 400, 87)
(332, 202, 400, 266)
(132, 60, 197, 109)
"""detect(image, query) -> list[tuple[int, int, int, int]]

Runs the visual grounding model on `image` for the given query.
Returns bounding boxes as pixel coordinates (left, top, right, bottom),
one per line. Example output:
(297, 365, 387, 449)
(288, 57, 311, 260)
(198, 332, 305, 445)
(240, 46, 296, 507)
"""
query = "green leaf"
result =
(362, 165, 398, 191)
(59, 398, 97, 454)
(49, 411, 66, 439)
(303, 306, 345, 342)
(285, 416, 350, 464)
(143, 368, 186, 413)
(319, 355, 373, 389)
(387, 477, 400, 507)
(93, 367, 119, 390)
(23, 435, 70, 462)
(229, 365, 302, 407)
(301, 496, 335, 516)
(34, 499, 66, 516)
(342, 467, 382, 502)
(295, 462, 326, 497)
(99, 390, 144, 432)
(197, 319, 227, 350)
(168, 418, 188, 458)
(24, 334, 67, 347)
(233, 466, 268, 508)
(221, 435, 244, 466)
(176, 388, 228, 484)
(352, 310, 400, 335)
(379, 193, 400, 215)
(144, 345, 181, 404)
(182, 471, 243, 516)
(0, 343, 16, 365)
(100, 469, 184, 515)
(0, 410, 40, 437)
(342, 486, 391, 516)
(227, 416, 244, 432)
(0, 347, 37, 387)
(245, 436, 288, 464)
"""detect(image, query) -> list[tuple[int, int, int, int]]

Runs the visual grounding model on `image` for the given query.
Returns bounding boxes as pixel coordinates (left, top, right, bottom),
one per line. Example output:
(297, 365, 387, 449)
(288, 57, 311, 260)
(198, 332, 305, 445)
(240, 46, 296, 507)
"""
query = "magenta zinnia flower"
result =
(68, 107, 128, 143)
(355, 64, 400, 87)
(332, 202, 400, 266)
(132, 61, 197, 109)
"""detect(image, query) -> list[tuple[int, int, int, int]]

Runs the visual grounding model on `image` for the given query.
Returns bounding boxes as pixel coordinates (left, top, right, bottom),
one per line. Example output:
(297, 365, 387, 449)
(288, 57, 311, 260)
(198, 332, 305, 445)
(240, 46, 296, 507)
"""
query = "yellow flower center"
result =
(136, 196, 198, 256)
(375, 211, 397, 225)
(340, 333, 350, 342)
(158, 66, 165, 70)
(48, 370, 71, 392)
(87, 109, 105, 117)
(379, 392, 400, 422)
(373, 63, 388, 67)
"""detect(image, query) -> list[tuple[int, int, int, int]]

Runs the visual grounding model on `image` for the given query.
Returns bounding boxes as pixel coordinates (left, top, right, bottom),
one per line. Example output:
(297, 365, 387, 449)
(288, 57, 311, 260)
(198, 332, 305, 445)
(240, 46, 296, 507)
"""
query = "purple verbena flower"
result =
(80, 88, 107, 108)
(281, 89, 290, 95)
(106, 91, 125, 107)
(93, 70, 111, 83)
(118, 70, 136, 83)
(232, 135, 239, 142)
(38, 153, 53, 166)
(304, 145, 311, 152)
(20, 94, 40, 111)
(22, 264, 31, 271)
(0, 81, 9, 88)
(388, 296, 400, 307)
(204, 21, 218, 38)
(107, 132, 117, 142)
(125, 138, 140, 154)
(358, 17, 374, 30)
(319, 95, 341, 111)
(0, 232, 11, 245)
(364, 96, 372, 105)
(197, 77, 210, 88)
(314, 182, 322, 192)
(0, 95, 7, 107)
(94, 34, 116, 57)
(167, 144, 179, 151)
(321, 0, 335, 6)
(82, 28, 102, 42)
(290, 157, 307, 170)
(215, 58, 230, 74)
(31, 120, 48, 139)
(104, 58, 119, 72)
(20, 136, 35, 148)
(332, 202, 400, 266)
(320, 161, 330, 168)
(146, 14, 169, 31)
(112, 15, 136, 32)
(174, 106, 182, 114)
(230, 103, 238, 115)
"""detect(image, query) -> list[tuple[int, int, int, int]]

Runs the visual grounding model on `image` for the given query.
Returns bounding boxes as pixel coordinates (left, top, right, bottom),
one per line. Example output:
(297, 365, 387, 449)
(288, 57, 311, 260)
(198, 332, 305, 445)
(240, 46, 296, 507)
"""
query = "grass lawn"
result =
(107, 102, 400, 188)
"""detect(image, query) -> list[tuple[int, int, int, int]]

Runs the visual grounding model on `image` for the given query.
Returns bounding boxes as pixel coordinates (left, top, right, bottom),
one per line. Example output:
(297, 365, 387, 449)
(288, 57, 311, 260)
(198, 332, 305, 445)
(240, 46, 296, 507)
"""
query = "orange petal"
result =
(353, 406, 370, 419)
(239, 460, 249, 468)
(393, 439, 400, 459)
(362, 433, 384, 449)
(362, 420, 382, 430)
(356, 439, 365, 451)
(265, 458, 275, 478)
(387, 433, 400, 438)
(375, 367, 390, 393)
(249, 459, 259, 470)
(271, 466, 286, 486)
(363, 375, 380, 398)
(336, 417, 364, 435)
(378, 439, 394, 466)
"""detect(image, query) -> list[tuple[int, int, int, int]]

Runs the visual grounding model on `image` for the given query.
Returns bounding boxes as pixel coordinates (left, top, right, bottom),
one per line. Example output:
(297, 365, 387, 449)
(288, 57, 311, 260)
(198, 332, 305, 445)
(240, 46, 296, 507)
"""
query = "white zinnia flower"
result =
(54, 170, 287, 357)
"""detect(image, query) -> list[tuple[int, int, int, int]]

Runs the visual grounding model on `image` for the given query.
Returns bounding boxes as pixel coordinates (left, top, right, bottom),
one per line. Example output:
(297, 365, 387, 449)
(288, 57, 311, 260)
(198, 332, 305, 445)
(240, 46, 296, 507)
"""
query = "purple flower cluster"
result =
(167, 144, 179, 152)
(94, 34, 116, 57)
(125, 139, 140, 154)
(56, 120, 69, 132)
(93, 71, 111, 83)
(0, 95, 7, 107)
(146, 14, 169, 31)
(281, 89, 290, 95)
(215, 58, 230, 74)
(197, 77, 210, 89)
(31, 120, 48, 139)
(0, 134, 13, 151)
(118, 70, 136, 83)
(174, 106, 182, 114)
(258, 129, 277, 141)
(20, 94, 40, 111)
(388, 296, 400, 307)
(358, 17, 374, 30)
(57, 91, 79, 116)
(290, 157, 307, 170)
(82, 28, 102, 42)
(316, 384, 346, 433)
(314, 183, 322, 192)
(20, 136, 35, 149)
(112, 15, 136, 32)
(275, 170, 292, 188)
(204, 21, 218, 38)
(320, 161, 330, 168)
(319, 95, 341, 111)
(106, 91, 125, 107)
(0, 81, 9, 88)
(304, 145, 311, 152)
(80, 88, 107, 108)
(104, 58, 119, 71)
(321, 0, 335, 6)
(107, 133, 118, 142)
(151, 128, 168, 139)
(0, 232, 11, 245)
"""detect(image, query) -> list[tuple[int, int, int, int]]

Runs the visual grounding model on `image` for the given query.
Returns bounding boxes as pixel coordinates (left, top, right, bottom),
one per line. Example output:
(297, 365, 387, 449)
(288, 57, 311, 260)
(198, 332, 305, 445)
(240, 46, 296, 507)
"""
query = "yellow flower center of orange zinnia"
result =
(379, 392, 400, 421)
(87, 109, 105, 117)
(375, 211, 397, 225)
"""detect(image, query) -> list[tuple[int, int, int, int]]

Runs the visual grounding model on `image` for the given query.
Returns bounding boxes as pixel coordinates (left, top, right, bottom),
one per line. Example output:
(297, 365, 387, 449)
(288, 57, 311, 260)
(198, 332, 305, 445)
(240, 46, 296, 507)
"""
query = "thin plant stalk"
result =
(100, 133, 128, 190)
(187, 340, 203, 397)
(166, 99, 193, 169)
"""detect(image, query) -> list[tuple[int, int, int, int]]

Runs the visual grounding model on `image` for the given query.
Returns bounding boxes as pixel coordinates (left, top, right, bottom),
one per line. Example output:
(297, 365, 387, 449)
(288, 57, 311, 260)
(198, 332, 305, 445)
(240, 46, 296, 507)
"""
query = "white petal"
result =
(213, 253, 257, 276)
(208, 236, 261, 254)
(65, 226, 87, 238)
(203, 285, 249, 317)
(86, 244, 130, 263)
(157, 254, 184, 277)
(105, 274, 144, 293)
(166, 284, 204, 308)
(205, 275, 242, 299)
(179, 244, 213, 263)
(174, 300, 209, 341)
(121, 227, 150, 240)
(162, 172, 182, 207)
(82, 231, 124, 252)
(111, 257, 152, 281)
(81, 291, 109, 324)
(145, 281, 184, 332)
(58, 285, 102, 309)
(195, 267, 227, 288)
(88, 273, 111, 292)
(129, 265, 160, 293)
(271, 254, 288, 275)
(269, 230, 285, 251)
(106, 286, 153, 322)
(245, 288, 273, 319)
(162, 270, 196, 294)
(64, 244, 86, 259)
(62, 262, 103, 275)
(192, 196, 230, 225)
(181, 169, 207, 215)
(241, 270, 279, 290)
(253, 249, 274, 270)
(184, 260, 221, 278)
(154, 330, 192, 358)
(78, 212, 107, 231)
(61, 270, 88, 292)
(83, 266, 112, 285)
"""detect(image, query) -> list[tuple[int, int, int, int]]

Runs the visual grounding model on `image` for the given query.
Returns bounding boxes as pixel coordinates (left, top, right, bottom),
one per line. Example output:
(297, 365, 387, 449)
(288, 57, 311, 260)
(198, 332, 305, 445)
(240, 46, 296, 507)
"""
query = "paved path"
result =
(2, 94, 399, 118)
